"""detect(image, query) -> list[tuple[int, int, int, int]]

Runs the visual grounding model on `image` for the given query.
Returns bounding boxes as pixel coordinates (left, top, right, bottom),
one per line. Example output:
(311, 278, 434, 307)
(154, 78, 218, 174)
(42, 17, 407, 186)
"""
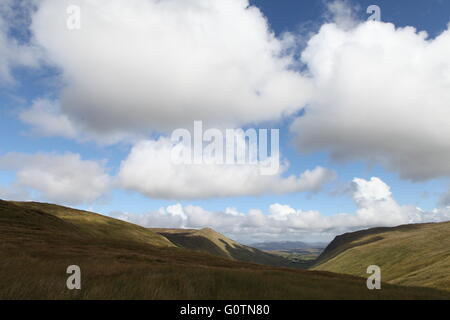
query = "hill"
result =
(1, 199, 449, 299)
(8, 200, 174, 247)
(151, 227, 296, 267)
(313, 221, 450, 292)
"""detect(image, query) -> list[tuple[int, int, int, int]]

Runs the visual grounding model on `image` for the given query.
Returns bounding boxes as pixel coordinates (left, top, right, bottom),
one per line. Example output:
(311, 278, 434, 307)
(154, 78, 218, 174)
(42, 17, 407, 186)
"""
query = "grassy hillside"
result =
(313, 221, 450, 292)
(268, 248, 323, 267)
(9, 201, 174, 247)
(151, 227, 298, 267)
(1, 199, 450, 299)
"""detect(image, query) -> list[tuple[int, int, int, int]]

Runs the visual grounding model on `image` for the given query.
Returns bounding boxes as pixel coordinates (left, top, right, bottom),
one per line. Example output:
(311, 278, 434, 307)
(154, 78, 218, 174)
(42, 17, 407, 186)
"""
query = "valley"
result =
(1, 199, 449, 299)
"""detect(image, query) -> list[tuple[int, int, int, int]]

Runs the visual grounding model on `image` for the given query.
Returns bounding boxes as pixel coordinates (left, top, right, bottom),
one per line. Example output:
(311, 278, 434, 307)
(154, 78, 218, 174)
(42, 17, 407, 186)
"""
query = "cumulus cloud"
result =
(118, 137, 335, 199)
(18, 98, 139, 144)
(6, 0, 450, 218)
(115, 177, 450, 242)
(19, 99, 78, 138)
(30, 0, 311, 136)
(291, 16, 450, 181)
(0, 152, 111, 205)
(23, 0, 450, 186)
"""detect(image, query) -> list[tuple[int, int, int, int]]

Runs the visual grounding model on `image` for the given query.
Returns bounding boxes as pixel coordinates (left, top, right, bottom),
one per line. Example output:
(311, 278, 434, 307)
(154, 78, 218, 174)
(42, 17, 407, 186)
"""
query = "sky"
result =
(1, 0, 450, 243)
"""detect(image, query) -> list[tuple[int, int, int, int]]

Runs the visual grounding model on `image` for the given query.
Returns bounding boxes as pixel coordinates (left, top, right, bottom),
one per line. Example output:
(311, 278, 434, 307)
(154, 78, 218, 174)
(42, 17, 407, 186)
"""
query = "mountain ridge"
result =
(313, 221, 450, 291)
(151, 227, 297, 267)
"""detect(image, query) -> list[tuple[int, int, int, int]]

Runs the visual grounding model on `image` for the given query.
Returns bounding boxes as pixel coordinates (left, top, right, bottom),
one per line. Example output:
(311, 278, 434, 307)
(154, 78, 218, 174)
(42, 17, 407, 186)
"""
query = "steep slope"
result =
(1, 199, 450, 299)
(313, 221, 450, 291)
(8, 200, 174, 247)
(151, 227, 294, 267)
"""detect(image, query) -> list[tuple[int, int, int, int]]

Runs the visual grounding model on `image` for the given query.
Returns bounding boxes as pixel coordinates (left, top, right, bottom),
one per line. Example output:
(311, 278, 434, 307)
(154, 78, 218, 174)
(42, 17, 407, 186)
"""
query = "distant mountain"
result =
(151, 228, 296, 267)
(250, 241, 328, 251)
(313, 221, 450, 292)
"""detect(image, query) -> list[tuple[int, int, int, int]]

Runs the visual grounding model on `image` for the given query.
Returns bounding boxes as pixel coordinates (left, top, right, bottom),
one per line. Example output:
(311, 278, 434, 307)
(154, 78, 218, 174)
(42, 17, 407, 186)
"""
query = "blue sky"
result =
(253, 0, 450, 36)
(1, 0, 450, 242)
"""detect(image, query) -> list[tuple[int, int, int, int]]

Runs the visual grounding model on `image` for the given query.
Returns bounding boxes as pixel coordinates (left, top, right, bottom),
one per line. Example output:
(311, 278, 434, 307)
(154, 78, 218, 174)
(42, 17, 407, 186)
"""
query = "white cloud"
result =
(24, 0, 450, 186)
(324, 0, 359, 30)
(18, 98, 140, 145)
(4, 0, 450, 186)
(0, 152, 111, 205)
(291, 17, 450, 181)
(5, 0, 450, 223)
(30, 0, 312, 137)
(19, 99, 78, 138)
(114, 177, 450, 243)
(0, 184, 30, 201)
(118, 137, 335, 199)
(349, 177, 410, 227)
